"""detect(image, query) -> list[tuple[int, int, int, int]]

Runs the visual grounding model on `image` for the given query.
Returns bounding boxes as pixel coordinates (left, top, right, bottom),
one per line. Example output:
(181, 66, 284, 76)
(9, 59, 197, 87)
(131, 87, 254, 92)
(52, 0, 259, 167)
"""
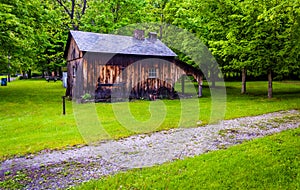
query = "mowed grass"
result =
(75, 126, 300, 190)
(0, 79, 84, 160)
(93, 80, 300, 139)
(225, 80, 300, 118)
(0, 79, 300, 160)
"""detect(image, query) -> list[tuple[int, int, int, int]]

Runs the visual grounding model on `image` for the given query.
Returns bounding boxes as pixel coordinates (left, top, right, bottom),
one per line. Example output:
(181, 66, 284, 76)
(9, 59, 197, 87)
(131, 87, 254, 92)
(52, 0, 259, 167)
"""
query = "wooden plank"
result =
(181, 75, 185, 94)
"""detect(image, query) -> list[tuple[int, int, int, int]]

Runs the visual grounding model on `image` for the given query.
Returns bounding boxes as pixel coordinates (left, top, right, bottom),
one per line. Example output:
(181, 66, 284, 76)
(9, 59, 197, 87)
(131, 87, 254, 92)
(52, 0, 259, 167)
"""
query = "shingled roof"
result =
(67, 30, 177, 57)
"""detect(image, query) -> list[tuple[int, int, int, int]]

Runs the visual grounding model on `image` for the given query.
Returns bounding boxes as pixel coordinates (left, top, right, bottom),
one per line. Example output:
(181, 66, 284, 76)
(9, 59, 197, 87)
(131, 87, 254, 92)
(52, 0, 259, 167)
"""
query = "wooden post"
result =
(198, 75, 203, 97)
(181, 75, 185, 94)
(62, 96, 66, 115)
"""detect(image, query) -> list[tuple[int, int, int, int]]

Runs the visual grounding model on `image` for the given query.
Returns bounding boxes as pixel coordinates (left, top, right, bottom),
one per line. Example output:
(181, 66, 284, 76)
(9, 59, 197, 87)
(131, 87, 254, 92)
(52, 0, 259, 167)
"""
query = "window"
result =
(148, 68, 157, 78)
(73, 65, 76, 78)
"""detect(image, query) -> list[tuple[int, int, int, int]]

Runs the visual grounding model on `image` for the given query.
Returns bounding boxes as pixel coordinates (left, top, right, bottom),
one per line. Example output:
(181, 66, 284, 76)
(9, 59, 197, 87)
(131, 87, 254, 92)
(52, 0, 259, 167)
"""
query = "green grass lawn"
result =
(0, 79, 83, 160)
(75, 126, 300, 189)
(0, 79, 299, 160)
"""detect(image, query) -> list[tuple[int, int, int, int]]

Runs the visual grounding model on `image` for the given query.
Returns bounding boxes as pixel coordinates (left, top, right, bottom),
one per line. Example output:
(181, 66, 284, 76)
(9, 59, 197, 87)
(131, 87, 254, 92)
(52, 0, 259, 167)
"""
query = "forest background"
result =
(1, 0, 300, 97)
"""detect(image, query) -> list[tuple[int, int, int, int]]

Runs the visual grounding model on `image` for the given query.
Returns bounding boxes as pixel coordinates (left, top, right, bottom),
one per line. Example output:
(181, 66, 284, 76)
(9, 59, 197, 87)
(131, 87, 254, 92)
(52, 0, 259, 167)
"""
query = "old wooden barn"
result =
(64, 30, 203, 102)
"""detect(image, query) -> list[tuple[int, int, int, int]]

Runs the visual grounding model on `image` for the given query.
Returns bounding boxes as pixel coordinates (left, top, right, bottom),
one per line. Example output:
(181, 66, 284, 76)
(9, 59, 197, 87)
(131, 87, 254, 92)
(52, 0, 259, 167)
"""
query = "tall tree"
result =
(31, 1, 67, 77)
(182, 0, 300, 97)
(0, 0, 35, 79)
(249, 0, 300, 98)
(1, 0, 68, 78)
(162, 0, 225, 86)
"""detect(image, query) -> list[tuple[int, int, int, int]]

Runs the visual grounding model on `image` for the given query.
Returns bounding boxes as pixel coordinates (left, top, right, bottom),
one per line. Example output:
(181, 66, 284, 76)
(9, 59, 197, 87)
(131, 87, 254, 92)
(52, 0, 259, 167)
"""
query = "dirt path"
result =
(0, 110, 299, 189)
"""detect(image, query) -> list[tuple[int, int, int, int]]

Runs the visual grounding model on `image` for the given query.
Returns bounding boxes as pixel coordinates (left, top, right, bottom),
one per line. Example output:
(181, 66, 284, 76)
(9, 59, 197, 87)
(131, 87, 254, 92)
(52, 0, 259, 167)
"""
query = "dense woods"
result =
(1, 0, 300, 97)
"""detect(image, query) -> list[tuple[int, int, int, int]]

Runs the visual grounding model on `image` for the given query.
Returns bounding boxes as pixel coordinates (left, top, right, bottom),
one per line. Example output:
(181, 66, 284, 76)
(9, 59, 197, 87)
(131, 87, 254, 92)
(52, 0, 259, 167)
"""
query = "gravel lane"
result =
(0, 110, 299, 189)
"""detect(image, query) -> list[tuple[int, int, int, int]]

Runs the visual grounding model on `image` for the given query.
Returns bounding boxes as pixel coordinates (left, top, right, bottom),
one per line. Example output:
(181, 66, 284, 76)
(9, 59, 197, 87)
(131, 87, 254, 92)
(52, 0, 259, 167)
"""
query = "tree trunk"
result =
(7, 53, 11, 82)
(268, 70, 272, 98)
(160, 14, 163, 40)
(56, 0, 87, 30)
(241, 68, 246, 94)
(22, 71, 26, 79)
(28, 69, 32, 79)
(58, 67, 62, 78)
(7, 62, 10, 82)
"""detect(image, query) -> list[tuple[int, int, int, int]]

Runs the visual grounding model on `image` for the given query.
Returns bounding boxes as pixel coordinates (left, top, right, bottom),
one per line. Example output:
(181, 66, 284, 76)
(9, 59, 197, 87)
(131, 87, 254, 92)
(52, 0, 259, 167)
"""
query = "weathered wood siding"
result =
(121, 58, 184, 98)
(66, 37, 84, 98)
(81, 53, 187, 100)
(66, 37, 203, 101)
(67, 38, 82, 61)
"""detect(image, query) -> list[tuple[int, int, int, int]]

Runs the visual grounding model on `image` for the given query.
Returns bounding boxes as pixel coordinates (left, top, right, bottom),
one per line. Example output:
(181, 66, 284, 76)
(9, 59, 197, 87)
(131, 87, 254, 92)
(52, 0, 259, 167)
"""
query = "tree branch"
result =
(71, 0, 75, 20)
(82, 0, 87, 15)
(56, 0, 72, 19)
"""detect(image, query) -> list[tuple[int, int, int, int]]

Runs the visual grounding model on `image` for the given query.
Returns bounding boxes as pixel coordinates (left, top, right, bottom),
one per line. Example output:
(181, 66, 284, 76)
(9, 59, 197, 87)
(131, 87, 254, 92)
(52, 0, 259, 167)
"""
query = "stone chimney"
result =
(148, 32, 157, 41)
(134, 29, 145, 40)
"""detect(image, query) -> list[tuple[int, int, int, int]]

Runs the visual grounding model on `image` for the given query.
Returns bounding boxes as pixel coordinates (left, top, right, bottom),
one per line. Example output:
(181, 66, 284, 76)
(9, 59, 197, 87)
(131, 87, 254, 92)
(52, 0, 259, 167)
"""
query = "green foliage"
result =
(245, 0, 300, 77)
(2, 0, 299, 82)
(80, 0, 147, 33)
(0, 1, 29, 73)
(159, 0, 300, 81)
(0, 171, 30, 189)
(0, 0, 67, 76)
(81, 93, 92, 100)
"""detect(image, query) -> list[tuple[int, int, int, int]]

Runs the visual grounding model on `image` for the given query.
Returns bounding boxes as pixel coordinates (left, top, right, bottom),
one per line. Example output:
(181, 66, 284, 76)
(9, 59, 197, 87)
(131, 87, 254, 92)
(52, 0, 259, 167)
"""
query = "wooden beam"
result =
(198, 75, 203, 97)
(181, 75, 185, 94)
